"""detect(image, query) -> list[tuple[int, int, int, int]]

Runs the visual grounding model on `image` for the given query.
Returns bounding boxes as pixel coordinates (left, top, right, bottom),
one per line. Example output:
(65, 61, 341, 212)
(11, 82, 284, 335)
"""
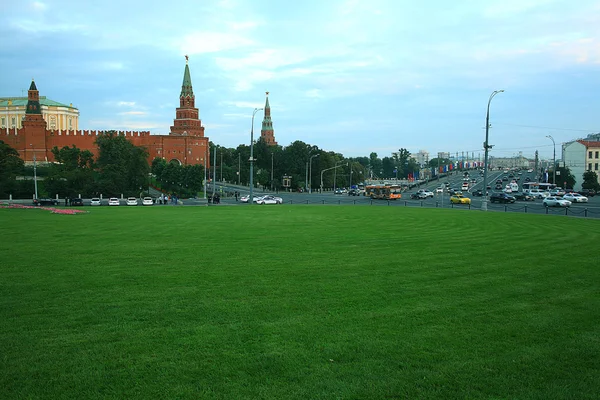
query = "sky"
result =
(2, 0, 599, 160)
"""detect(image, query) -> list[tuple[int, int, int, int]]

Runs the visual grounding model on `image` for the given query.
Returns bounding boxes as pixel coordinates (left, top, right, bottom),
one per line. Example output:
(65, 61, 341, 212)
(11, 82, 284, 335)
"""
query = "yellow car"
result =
(450, 194, 471, 205)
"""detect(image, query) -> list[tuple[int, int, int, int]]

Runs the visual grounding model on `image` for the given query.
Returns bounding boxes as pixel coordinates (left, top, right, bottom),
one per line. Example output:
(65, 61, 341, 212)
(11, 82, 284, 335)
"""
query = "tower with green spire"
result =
(260, 91, 277, 146)
(170, 55, 205, 139)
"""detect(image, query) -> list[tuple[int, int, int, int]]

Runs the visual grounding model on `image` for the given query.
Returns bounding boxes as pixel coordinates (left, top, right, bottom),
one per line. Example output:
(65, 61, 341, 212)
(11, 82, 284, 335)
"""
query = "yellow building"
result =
(0, 94, 79, 132)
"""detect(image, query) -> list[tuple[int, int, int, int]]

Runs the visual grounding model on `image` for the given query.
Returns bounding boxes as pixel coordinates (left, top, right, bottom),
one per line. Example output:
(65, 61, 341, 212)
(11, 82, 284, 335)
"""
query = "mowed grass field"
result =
(1, 205, 599, 399)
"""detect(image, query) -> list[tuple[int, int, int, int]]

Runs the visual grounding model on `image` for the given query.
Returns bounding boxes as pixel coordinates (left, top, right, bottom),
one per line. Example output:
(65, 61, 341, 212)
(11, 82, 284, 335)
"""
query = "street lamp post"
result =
(481, 89, 505, 211)
(249, 107, 263, 205)
(321, 163, 348, 193)
(30, 144, 38, 200)
(271, 152, 274, 191)
(546, 135, 556, 185)
(203, 145, 207, 199)
(309, 154, 319, 194)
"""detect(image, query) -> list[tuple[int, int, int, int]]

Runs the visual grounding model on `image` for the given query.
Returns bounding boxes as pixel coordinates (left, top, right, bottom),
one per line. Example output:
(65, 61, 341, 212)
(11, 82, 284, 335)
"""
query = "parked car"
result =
(580, 188, 596, 197)
(90, 197, 102, 206)
(512, 192, 535, 201)
(256, 195, 283, 205)
(108, 198, 120, 206)
(70, 198, 84, 206)
(562, 193, 588, 203)
(489, 192, 516, 204)
(450, 194, 471, 205)
(142, 197, 154, 206)
(33, 198, 59, 206)
(543, 196, 571, 207)
(126, 197, 138, 206)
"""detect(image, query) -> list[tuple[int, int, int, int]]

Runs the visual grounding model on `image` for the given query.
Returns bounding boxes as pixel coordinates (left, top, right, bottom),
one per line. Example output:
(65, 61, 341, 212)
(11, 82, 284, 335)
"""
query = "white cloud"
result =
(116, 101, 136, 107)
(31, 1, 47, 12)
(118, 111, 147, 116)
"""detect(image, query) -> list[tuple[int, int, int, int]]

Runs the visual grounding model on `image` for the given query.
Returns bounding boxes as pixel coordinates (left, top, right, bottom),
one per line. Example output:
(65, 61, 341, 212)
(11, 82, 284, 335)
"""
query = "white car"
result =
(240, 195, 261, 203)
(142, 197, 154, 206)
(417, 189, 434, 198)
(543, 196, 571, 207)
(562, 193, 588, 203)
(435, 187, 444, 193)
(108, 198, 120, 206)
(90, 198, 102, 206)
(256, 195, 283, 205)
(126, 197, 138, 206)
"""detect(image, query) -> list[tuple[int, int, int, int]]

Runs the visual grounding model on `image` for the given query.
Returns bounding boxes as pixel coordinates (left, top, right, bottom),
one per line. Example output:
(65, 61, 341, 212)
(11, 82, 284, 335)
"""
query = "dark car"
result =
(490, 192, 516, 204)
(524, 177, 531, 182)
(471, 189, 484, 197)
(70, 198, 84, 206)
(580, 188, 596, 197)
(495, 184, 503, 190)
(348, 189, 359, 196)
(33, 198, 58, 206)
(512, 192, 535, 201)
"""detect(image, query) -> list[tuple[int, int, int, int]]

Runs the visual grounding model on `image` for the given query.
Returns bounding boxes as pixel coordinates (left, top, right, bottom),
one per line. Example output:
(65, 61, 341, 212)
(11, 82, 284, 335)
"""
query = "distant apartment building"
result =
(411, 150, 429, 166)
(488, 154, 532, 169)
(562, 134, 600, 191)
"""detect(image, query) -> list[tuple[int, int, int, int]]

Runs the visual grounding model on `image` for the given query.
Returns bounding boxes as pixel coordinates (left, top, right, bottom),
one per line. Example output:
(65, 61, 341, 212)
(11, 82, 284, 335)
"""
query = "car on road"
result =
(550, 188, 566, 197)
(471, 189, 484, 197)
(256, 195, 283, 205)
(543, 196, 571, 207)
(240, 195, 261, 203)
(142, 197, 154, 206)
(489, 192, 516, 204)
(70, 198, 84, 206)
(580, 188, 596, 197)
(562, 193, 588, 203)
(450, 194, 471, 205)
(417, 189, 434, 198)
(410, 192, 428, 200)
(334, 188, 347, 194)
(108, 198, 120, 206)
(90, 198, 102, 206)
(435, 187, 444, 193)
(126, 197, 138, 206)
(33, 198, 58, 206)
(512, 192, 535, 201)
(348, 189, 360, 196)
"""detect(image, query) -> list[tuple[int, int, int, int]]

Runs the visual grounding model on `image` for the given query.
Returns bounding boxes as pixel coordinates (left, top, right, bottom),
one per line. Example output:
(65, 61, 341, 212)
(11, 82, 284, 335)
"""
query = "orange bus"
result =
(365, 185, 402, 200)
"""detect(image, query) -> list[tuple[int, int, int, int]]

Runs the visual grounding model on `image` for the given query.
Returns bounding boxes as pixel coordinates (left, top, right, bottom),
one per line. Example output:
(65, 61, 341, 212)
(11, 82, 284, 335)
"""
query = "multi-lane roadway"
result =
(204, 170, 600, 218)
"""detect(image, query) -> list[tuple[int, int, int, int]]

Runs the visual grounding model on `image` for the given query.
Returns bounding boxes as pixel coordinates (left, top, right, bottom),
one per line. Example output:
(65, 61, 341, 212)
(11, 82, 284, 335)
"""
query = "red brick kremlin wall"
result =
(1, 126, 210, 167)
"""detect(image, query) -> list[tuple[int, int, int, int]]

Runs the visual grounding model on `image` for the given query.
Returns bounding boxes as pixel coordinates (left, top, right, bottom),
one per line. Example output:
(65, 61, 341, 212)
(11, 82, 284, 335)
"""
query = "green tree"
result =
(95, 131, 149, 196)
(582, 171, 600, 190)
(0, 140, 25, 198)
(549, 165, 575, 189)
(45, 145, 96, 197)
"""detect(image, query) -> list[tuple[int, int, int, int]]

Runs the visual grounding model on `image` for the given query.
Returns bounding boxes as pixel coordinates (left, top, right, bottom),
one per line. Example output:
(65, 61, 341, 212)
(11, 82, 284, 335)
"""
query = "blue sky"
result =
(2, 0, 599, 160)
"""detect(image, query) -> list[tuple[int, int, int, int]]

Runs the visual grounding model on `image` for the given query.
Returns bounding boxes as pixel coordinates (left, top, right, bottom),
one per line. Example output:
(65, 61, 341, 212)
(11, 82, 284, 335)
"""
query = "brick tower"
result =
(22, 80, 48, 163)
(260, 91, 277, 146)
(170, 56, 205, 137)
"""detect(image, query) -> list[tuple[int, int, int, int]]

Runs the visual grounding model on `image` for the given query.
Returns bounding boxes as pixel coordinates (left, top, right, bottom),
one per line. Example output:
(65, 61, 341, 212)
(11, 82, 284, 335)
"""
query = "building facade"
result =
(1, 58, 210, 167)
(260, 92, 277, 145)
(562, 139, 600, 190)
(1, 94, 80, 132)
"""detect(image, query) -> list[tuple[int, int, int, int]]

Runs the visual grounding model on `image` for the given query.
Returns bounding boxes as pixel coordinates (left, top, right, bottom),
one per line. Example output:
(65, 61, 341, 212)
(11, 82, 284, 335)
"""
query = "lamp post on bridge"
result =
(249, 107, 263, 205)
(481, 89, 505, 211)
(309, 153, 319, 194)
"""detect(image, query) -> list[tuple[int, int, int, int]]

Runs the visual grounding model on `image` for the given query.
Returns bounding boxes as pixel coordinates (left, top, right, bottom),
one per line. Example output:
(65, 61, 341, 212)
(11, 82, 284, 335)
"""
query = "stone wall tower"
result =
(260, 91, 277, 146)
(22, 80, 48, 163)
(170, 56, 205, 138)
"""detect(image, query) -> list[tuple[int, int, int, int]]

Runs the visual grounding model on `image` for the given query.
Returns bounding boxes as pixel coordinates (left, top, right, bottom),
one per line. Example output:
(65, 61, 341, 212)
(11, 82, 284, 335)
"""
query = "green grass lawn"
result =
(1, 205, 599, 399)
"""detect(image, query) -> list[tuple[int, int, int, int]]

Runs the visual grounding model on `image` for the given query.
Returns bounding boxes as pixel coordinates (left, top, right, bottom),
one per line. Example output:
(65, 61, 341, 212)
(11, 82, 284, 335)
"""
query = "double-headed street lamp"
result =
(481, 89, 505, 211)
(546, 135, 556, 185)
(249, 107, 263, 205)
